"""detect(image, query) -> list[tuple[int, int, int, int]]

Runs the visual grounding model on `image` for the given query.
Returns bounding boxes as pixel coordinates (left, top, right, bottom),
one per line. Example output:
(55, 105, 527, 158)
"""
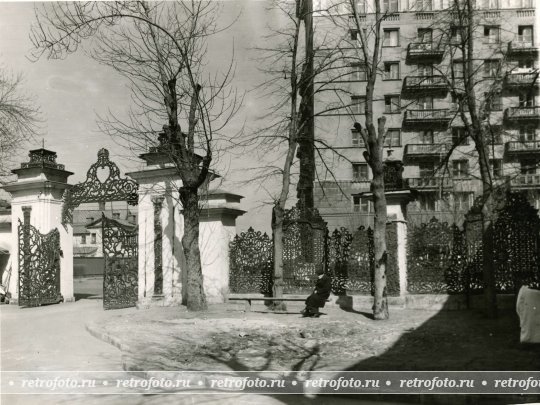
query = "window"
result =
(353, 163, 369, 181)
(419, 162, 435, 178)
(350, 28, 367, 41)
(384, 62, 400, 80)
(418, 28, 432, 43)
(353, 196, 373, 213)
(486, 0, 499, 8)
(520, 0, 533, 8)
(452, 127, 469, 146)
(521, 159, 537, 175)
(81, 235, 87, 244)
(419, 130, 434, 144)
(383, 29, 400, 47)
(453, 61, 464, 78)
(417, 64, 433, 77)
(416, 0, 433, 11)
(452, 93, 469, 112)
(351, 63, 367, 81)
(518, 26, 533, 44)
(385, 129, 401, 147)
(451, 26, 464, 43)
(351, 129, 365, 146)
(487, 126, 502, 144)
(383, 0, 398, 12)
(490, 159, 503, 178)
(455, 193, 471, 211)
(519, 59, 535, 70)
(484, 26, 500, 44)
(520, 127, 537, 141)
(354, 0, 366, 14)
(384, 95, 400, 113)
(417, 96, 433, 110)
(452, 160, 469, 178)
(484, 59, 500, 78)
(351, 96, 366, 114)
(519, 93, 535, 107)
(418, 193, 437, 211)
(91, 233, 97, 244)
(485, 92, 502, 111)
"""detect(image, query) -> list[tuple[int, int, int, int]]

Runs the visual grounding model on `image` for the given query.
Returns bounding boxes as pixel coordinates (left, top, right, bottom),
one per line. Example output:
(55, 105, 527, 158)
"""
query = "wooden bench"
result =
(228, 296, 329, 312)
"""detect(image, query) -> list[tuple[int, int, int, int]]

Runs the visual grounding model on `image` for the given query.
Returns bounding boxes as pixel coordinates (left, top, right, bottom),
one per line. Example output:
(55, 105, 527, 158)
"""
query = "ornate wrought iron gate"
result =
(102, 214, 138, 310)
(62, 148, 139, 309)
(18, 214, 62, 307)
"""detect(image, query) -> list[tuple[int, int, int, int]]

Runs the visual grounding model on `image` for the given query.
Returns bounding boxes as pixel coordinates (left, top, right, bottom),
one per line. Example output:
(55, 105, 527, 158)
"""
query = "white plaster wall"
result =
(137, 189, 155, 305)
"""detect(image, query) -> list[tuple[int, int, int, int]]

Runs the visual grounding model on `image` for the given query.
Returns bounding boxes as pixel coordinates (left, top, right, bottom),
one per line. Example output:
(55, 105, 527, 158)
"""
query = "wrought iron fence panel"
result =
(229, 227, 273, 294)
(327, 227, 353, 295)
(492, 192, 540, 292)
(282, 206, 327, 294)
(346, 226, 374, 294)
(18, 221, 62, 307)
(407, 218, 456, 294)
(102, 214, 138, 310)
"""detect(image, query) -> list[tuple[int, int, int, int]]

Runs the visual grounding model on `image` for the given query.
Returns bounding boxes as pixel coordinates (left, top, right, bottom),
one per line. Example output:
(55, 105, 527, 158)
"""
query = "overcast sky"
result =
(0, 0, 289, 233)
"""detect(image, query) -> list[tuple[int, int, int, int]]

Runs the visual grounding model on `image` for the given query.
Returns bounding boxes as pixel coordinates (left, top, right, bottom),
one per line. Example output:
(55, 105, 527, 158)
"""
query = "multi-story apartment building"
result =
(312, 0, 539, 229)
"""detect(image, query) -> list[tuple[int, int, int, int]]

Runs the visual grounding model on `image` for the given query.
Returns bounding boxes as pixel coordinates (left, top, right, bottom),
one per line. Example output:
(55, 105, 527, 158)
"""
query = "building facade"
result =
(312, 0, 538, 229)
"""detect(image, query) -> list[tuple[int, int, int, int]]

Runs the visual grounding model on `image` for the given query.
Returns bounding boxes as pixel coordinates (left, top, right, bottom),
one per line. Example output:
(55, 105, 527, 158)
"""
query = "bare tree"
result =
(30, 1, 240, 311)
(0, 70, 41, 180)
(347, 0, 391, 320)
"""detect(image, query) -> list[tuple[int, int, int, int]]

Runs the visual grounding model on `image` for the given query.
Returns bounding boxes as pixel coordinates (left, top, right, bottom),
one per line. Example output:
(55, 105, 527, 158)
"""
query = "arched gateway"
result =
(63, 148, 139, 309)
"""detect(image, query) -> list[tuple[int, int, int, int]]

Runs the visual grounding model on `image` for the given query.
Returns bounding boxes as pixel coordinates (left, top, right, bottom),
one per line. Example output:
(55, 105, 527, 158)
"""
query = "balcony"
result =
(403, 109, 452, 127)
(404, 144, 447, 161)
(403, 76, 447, 93)
(504, 106, 540, 122)
(507, 38, 538, 55)
(406, 43, 444, 63)
(505, 140, 540, 155)
(504, 70, 540, 88)
(510, 174, 540, 189)
(407, 177, 452, 189)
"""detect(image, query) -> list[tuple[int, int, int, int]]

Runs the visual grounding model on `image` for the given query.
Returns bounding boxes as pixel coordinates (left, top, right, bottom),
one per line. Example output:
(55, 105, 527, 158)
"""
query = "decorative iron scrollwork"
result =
(102, 214, 138, 310)
(18, 220, 62, 307)
(229, 227, 273, 295)
(62, 148, 138, 225)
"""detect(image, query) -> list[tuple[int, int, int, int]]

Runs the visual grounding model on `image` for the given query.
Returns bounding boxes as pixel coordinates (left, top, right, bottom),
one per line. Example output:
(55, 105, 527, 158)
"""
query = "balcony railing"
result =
(404, 109, 452, 125)
(505, 71, 540, 87)
(406, 42, 444, 62)
(508, 38, 538, 54)
(404, 143, 447, 159)
(505, 140, 540, 154)
(403, 76, 447, 92)
(407, 177, 452, 189)
(504, 106, 540, 121)
(510, 174, 540, 188)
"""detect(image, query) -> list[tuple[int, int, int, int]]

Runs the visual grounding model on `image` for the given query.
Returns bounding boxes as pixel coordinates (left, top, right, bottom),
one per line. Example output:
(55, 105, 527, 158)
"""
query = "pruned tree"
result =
(0, 70, 41, 180)
(413, 0, 537, 317)
(30, 1, 240, 311)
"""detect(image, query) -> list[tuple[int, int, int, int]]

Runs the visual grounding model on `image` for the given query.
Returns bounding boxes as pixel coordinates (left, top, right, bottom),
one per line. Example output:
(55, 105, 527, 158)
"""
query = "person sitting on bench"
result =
(302, 269, 331, 317)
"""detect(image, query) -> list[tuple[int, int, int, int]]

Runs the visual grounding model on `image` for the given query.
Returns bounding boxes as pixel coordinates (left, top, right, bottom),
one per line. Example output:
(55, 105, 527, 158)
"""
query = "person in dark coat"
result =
(302, 269, 332, 317)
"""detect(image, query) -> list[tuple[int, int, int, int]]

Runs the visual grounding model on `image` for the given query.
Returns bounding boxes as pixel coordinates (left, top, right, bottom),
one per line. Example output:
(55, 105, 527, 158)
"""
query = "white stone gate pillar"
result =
(2, 149, 74, 304)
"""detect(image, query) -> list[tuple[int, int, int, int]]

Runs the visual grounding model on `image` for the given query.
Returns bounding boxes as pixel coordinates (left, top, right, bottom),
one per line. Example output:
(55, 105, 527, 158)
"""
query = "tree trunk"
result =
(272, 204, 286, 310)
(371, 157, 389, 320)
(180, 185, 207, 311)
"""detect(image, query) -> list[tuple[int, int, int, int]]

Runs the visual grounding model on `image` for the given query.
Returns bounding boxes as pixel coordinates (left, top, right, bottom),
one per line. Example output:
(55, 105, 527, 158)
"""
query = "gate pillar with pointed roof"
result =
(2, 148, 74, 304)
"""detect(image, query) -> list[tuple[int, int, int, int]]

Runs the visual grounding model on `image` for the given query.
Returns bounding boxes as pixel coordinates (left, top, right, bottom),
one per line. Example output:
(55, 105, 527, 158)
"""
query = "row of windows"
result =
(353, 192, 474, 213)
(344, 0, 534, 14)
(348, 58, 537, 83)
(349, 92, 538, 115)
(352, 158, 538, 182)
(351, 26, 534, 47)
(80, 233, 97, 244)
(350, 127, 536, 148)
